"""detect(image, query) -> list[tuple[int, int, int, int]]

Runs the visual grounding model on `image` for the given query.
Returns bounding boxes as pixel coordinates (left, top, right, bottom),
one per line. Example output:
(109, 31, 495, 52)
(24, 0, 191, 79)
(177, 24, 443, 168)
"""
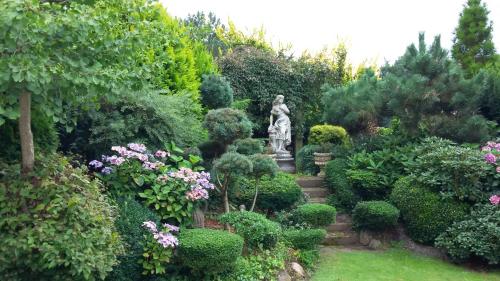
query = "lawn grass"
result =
(311, 247, 500, 281)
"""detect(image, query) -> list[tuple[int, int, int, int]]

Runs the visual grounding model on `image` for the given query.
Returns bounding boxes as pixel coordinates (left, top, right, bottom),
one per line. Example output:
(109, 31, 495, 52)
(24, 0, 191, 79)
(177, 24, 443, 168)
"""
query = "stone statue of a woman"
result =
(268, 95, 291, 155)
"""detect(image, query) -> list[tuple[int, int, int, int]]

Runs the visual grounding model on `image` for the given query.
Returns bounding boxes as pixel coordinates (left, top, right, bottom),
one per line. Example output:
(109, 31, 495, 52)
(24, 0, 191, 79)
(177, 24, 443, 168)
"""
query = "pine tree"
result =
(452, 0, 496, 77)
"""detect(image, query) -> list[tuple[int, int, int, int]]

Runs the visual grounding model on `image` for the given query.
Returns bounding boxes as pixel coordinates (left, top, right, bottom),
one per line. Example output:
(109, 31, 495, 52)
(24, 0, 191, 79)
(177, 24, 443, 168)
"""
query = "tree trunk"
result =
(250, 179, 259, 212)
(223, 187, 230, 214)
(19, 91, 34, 175)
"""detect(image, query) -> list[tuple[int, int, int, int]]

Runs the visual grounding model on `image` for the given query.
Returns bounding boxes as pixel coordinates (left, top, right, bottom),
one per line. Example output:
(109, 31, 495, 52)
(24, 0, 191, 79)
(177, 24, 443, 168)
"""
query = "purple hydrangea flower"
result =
(163, 223, 180, 233)
(101, 167, 113, 175)
(128, 143, 147, 153)
(89, 160, 103, 168)
(142, 221, 158, 233)
(490, 195, 500, 206)
(155, 150, 169, 158)
(154, 232, 178, 248)
(484, 153, 497, 164)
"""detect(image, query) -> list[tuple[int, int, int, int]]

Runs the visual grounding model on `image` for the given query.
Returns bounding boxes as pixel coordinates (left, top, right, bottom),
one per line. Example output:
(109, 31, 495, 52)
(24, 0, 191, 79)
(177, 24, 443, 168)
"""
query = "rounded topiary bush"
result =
(325, 159, 360, 212)
(107, 198, 160, 281)
(283, 229, 327, 250)
(0, 154, 124, 281)
(232, 138, 264, 155)
(218, 211, 281, 250)
(309, 125, 349, 145)
(390, 177, 469, 245)
(233, 172, 302, 212)
(352, 201, 400, 231)
(177, 228, 244, 275)
(203, 108, 253, 147)
(294, 203, 337, 227)
(200, 74, 234, 109)
(296, 144, 320, 175)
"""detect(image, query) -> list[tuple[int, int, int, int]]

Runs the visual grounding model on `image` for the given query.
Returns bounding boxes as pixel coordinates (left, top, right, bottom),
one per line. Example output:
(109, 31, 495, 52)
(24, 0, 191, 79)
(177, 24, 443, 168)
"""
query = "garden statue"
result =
(268, 95, 295, 172)
(268, 95, 292, 156)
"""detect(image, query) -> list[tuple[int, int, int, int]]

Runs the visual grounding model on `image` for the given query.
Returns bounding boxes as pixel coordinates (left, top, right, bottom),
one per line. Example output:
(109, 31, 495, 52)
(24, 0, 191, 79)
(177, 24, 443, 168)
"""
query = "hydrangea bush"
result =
(89, 143, 214, 224)
(141, 221, 179, 275)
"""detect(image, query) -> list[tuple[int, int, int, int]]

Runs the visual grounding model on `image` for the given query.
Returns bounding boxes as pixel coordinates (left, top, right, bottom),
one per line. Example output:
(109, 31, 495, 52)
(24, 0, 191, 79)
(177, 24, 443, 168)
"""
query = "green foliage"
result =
(177, 228, 244, 275)
(452, 0, 496, 77)
(322, 69, 383, 134)
(0, 154, 123, 280)
(352, 201, 400, 231)
(219, 242, 288, 281)
(478, 66, 500, 123)
(309, 124, 349, 145)
(294, 203, 337, 228)
(183, 11, 228, 57)
(296, 144, 320, 175)
(283, 229, 327, 250)
(233, 172, 302, 212)
(232, 138, 264, 155)
(203, 108, 253, 147)
(213, 152, 253, 179)
(219, 211, 281, 250)
(390, 177, 469, 245)
(200, 74, 234, 109)
(383, 33, 493, 143)
(62, 92, 205, 160)
(296, 249, 320, 271)
(407, 137, 492, 203)
(107, 198, 160, 281)
(325, 159, 360, 212)
(248, 154, 278, 179)
(435, 204, 500, 265)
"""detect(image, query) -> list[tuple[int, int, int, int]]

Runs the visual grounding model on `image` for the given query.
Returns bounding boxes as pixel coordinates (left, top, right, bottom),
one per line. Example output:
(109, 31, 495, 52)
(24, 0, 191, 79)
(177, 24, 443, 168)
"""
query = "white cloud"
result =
(160, 0, 500, 66)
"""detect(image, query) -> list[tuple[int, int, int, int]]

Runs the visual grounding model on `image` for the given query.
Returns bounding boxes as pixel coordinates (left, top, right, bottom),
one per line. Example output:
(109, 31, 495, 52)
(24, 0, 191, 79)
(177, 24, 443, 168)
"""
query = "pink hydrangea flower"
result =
(163, 223, 180, 233)
(155, 150, 169, 158)
(142, 221, 158, 233)
(484, 153, 497, 164)
(490, 195, 500, 205)
(154, 232, 178, 248)
(106, 155, 125, 166)
(128, 143, 147, 153)
(142, 161, 157, 170)
(111, 146, 128, 155)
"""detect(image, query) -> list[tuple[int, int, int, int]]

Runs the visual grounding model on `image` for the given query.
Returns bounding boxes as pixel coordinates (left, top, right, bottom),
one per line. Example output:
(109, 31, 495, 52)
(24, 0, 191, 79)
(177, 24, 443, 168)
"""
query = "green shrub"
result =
(294, 203, 337, 227)
(177, 228, 244, 275)
(407, 137, 492, 203)
(203, 108, 253, 147)
(296, 249, 320, 271)
(233, 172, 302, 212)
(325, 159, 360, 212)
(296, 144, 320, 175)
(283, 229, 326, 250)
(352, 201, 400, 231)
(218, 211, 281, 250)
(309, 124, 349, 145)
(390, 177, 469, 245)
(200, 74, 234, 109)
(0, 154, 124, 281)
(107, 198, 160, 281)
(436, 204, 500, 265)
(232, 138, 264, 155)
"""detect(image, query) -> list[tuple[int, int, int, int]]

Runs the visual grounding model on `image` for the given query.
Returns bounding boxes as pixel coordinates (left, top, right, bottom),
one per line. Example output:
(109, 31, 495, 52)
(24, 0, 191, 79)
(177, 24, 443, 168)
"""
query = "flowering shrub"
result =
(491, 195, 500, 205)
(481, 141, 500, 196)
(141, 221, 179, 275)
(89, 142, 213, 224)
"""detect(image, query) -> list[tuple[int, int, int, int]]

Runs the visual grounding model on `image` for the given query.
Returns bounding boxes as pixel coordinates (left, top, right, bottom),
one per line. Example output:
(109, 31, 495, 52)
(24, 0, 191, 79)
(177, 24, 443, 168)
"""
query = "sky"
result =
(160, 0, 500, 66)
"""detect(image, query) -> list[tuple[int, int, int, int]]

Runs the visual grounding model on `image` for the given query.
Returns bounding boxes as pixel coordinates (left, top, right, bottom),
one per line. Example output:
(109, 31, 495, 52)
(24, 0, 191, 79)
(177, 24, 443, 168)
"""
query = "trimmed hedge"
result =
(294, 203, 336, 227)
(107, 198, 161, 281)
(178, 229, 244, 275)
(390, 177, 469, 245)
(218, 211, 281, 250)
(352, 201, 400, 231)
(325, 159, 360, 212)
(233, 172, 302, 212)
(283, 229, 327, 250)
(309, 124, 349, 145)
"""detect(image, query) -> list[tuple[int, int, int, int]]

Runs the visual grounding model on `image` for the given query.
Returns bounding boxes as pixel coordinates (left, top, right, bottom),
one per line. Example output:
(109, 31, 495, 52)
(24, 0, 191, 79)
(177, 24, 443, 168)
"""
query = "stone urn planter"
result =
(313, 152, 332, 177)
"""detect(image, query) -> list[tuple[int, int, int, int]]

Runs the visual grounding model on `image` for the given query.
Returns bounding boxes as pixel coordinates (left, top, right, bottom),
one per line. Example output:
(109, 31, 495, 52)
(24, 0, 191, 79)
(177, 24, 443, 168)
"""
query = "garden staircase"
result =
(296, 176, 361, 246)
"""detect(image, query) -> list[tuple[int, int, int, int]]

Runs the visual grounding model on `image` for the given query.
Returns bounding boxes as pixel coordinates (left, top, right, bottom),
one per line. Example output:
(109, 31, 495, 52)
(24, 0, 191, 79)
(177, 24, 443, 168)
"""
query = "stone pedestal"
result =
(273, 151, 295, 173)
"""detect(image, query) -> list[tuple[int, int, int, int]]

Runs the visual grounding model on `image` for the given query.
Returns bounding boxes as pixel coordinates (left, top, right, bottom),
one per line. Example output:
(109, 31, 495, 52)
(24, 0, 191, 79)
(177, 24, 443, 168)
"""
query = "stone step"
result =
(336, 214, 352, 224)
(308, 197, 327, 204)
(322, 231, 360, 246)
(327, 222, 352, 232)
(296, 177, 325, 188)
(302, 187, 329, 197)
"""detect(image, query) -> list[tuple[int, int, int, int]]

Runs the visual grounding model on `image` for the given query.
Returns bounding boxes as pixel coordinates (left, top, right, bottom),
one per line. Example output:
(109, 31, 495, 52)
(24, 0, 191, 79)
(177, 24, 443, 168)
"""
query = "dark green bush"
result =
(390, 177, 469, 245)
(435, 204, 500, 265)
(0, 154, 124, 281)
(308, 124, 349, 145)
(218, 211, 281, 250)
(283, 229, 326, 250)
(407, 137, 492, 203)
(177, 228, 244, 275)
(203, 108, 253, 147)
(352, 201, 400, 231)
(294, 203, 336, 227)
(296, 144, 320, 175)
(200, 74, 234, 109)
(232, 138, 264, 155)
(107, 198, 160, 281)
(233, 172, 302, 212)
(324, 159, 360, 212)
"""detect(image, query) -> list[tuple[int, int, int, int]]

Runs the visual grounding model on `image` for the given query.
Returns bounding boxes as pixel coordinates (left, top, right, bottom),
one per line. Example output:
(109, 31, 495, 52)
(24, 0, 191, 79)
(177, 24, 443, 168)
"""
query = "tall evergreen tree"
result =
(452, 0, 496, 77)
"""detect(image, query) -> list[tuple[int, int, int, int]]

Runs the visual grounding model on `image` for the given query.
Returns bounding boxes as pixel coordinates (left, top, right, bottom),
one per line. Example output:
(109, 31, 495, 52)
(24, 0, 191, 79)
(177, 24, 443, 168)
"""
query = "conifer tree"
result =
(452, 0, 496, 77)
